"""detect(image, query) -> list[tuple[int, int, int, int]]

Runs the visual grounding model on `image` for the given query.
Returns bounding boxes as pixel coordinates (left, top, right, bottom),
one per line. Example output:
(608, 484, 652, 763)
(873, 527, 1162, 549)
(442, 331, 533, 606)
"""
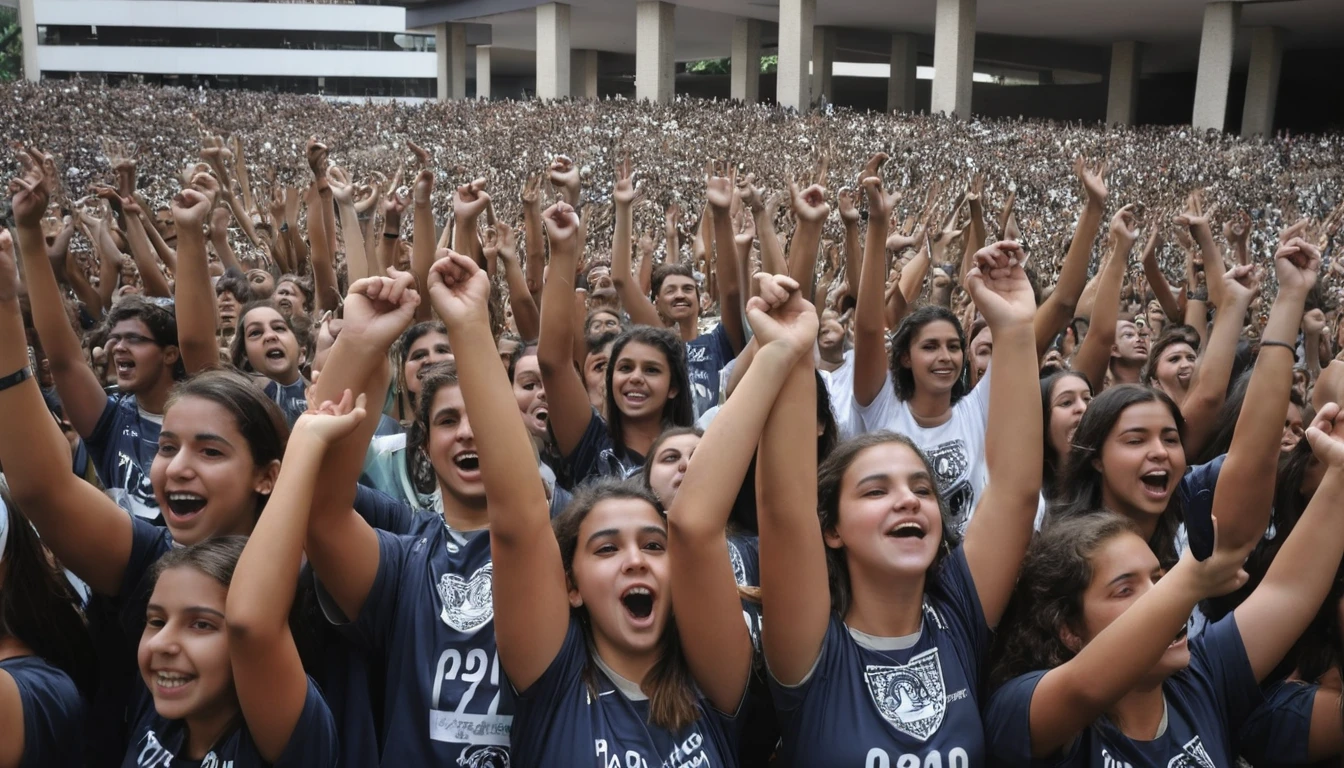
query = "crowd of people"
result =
(1, 78, 1344, 768)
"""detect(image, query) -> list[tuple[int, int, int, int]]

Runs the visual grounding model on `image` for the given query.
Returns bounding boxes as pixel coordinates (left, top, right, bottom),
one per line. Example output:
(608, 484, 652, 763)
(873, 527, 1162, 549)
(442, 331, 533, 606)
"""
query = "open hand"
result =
(295, 390, 368, 446)
(9, 147, 52, 227)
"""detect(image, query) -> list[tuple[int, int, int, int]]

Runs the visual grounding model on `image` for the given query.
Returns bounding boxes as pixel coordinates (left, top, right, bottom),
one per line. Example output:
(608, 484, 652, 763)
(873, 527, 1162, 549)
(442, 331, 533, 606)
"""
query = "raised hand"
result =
(1304, 308, 1327, 336)
(1219, 263, 1260, 306)
(542, 200, 580, 246)
(1223, 210, 1250, 246)
(1273, 231, 1321, 298)
(746, 273, 818, 357)
(454, 178, 490, 220)
(171, 172, 221, 231)
(408, 140, 432, 169)
(1175, 189, 1217, 230)
(1305, 402, 1344, 469)
(735, 173, 760, 210)
(857, 152, 889, 187)
(860, 176, 900, 219)
(9, 147, 51, 227)
(837, 187, 861, 224)
(548, 155, 580, 200)
(705, 159, 735, 211)
(790, 182, 831, 224)
(342, 268, 421, 348)
(520, 173, 543, 206)
(734, 209, 756, 247)
(381, 184, 408, 220)
(413, 168, 435, 206)
(328, 166, 355, 205)
(965, 240, 1035, 329)
(1109, 203, 1141, 243)
(1075, 157, 1108, 204)
(306, 138, 329, 180)
(294, 390, 368, 447)
(614, 155, 639, 206)
(0, 229, 17, 303)
(208, 204, 232, 239)
(495, 219, 518, 259)
(428, 248, 491, 328)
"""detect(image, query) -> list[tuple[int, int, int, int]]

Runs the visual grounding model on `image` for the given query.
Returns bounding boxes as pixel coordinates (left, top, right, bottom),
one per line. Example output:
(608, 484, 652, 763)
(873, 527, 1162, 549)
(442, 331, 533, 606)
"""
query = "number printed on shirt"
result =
(432, 647, 501, 713)
(865, 747, 970, 768)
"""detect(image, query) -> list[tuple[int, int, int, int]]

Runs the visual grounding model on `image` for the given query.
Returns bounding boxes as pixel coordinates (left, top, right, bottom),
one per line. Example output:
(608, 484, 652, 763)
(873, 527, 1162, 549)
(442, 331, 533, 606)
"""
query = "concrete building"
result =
(7, 0, 1344, 132)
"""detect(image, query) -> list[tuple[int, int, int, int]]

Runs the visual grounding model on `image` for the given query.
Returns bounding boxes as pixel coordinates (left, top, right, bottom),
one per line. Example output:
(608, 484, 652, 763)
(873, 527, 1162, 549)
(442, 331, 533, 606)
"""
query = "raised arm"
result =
(536, 202, 595, 458)
(853, 175, 901, 407)
(960, 241, 1042, 626)
(1023, 527, 1249, 757)
(837, 186, 863, 292)
(748, 187, 787, 277)
(1177, 190, 1227, 308)
(376, 177, 406, 275)
(521, 173, 546, 303)
(408, 142, 438, 321)
(1035, 158, 1107, 356)
(1071, 206, 1139, 393)
(672, 274, 814, 712)
(171, 172, 224, 376)
(427, 248, 569, 693)
(548, 155, 581, 209)
(452, 178, 489, 270)
(491, 221, 539, 341)
(11, 149, 109, 436)
(303, 271, 419, 622)
(305, 140, 339, 313)
(787, 182, 829, 304)
(1236, 403, 1344, 681)
(757, 309, 827, 685)
(0, 224, 131, 597)
(1179, 264, 1257, 459)
(708, 162, 745, 352)
(610, 157, 661, 327)
(118, 197, 171, 298)
(328, 166, 369, 286)
(1140, 224, 1182, 323)
(227, 392, 365, 762)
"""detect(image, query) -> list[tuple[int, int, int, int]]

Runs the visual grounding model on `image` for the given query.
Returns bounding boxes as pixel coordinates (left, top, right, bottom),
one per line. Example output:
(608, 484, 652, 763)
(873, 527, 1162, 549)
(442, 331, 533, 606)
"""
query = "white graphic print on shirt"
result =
(1168, 737, 1215, 768)
(865, 648, 947, 742)
(438, 562, 495, 633)
(456, 744, 511, 767)
(923, 440, 973, 531)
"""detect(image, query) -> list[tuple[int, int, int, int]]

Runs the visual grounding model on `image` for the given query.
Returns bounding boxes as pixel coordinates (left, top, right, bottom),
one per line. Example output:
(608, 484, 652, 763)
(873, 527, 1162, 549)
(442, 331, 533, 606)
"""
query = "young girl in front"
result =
(756, 232, 1044, 765)
(126, 393, 360, 766)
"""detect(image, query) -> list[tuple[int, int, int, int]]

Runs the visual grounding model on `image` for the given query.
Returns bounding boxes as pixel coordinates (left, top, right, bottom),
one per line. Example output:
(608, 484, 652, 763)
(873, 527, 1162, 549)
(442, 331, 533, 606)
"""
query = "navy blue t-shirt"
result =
(263, 377, 309, 428)
(769, 546, 991, 767)
(121, 675, 337, 767)
(325, 520, 512, 766)
(1, 655, 85, 768)
(984, 613, 1263, 767)
(1237, 679, 1317, 767)
(729, 534, 780, 768)
(564, 409, 645, 486)
(511, 617, 742, 768)
(85, 393, 162, 522)
(685, 323, 735, 418)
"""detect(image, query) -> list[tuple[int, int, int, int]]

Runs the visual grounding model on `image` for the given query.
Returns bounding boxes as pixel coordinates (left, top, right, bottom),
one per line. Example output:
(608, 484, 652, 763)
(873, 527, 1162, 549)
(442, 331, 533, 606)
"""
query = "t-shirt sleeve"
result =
(563, 408, 610, 484)
(510, 617, 588, 756)
(341, 529, 413, 652)
(984, 671, 1080, 766)
(1189, 613, 1263, 733)
(932, 546, 992, 668)
(9, 661, 85, 768)
(353, 484, 418, 534)
(855, 373, 897, 432)
(767, 614, 844, 715)
(711, 322, 737, 359)
(82, 395, 121, 450)
(120, 517, 173, 599)
(1236, 680, 1316, 766)
(272, 676, 340, 768)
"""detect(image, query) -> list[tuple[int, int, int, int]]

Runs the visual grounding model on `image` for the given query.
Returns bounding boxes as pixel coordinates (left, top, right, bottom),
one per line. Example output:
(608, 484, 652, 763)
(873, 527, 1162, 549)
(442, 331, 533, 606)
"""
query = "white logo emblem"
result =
(1167, 737, 1215, 768)
(728, 540, 747, 586)
(457, 745, 510, 767)
(865, 647, 946, 741)
(437, 562, 495, 633)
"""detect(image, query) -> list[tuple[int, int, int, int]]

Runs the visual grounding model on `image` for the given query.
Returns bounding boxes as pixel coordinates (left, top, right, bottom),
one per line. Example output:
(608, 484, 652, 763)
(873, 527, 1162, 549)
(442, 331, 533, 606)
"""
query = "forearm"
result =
(209, 229, 244, 275)
(175, 229, 223, 375)
(1305, 330, 1323, 380)
(227, 194, 263, 247)
(900, 248, 931, 306)
(787, 221, 823, 302)
(1143, 254, 1181, 321)
(309, 190, 339, 312)
(1055, 203, 1104, 307)
(843, 221, 862, 291)
(754, 207, 786, 275)
(337, 200, 369, 286)
(502, 256, 540, 340)
(712, 207, 744, 350)
(537, 241, 579, 371)
(1181, 294, 1251, 460)
(411, 201, 437, 320)
(139, 210, 177, 276)
(16, 223, 84, 368)
(983, 323, 1041, 498)
(66, 258, 103, 321)
(1192, 224, 1226, 306)
(523, 203, 545, 299)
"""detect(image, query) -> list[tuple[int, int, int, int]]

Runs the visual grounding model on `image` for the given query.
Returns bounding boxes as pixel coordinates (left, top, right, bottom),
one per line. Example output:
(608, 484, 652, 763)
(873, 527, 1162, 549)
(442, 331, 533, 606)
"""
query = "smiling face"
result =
(827, 441, 943, 582)
(150, 396, 277, 545)
(900, 320, 964, 398)
(1094, 401, 1186, 522)
(646, 432, 700, 506)
(1152, 342, 1196, 398)
(240, 306, 300, 384)
(512, 354, 549, 439)
(106, 317, 179, 394)
(138, 567, 238, 725)
(610, 341, 675, 422)
(1072, 531, 1190, 682)
(1048, 375, 1093, 461)
(655, 274, 699, 324)
(404, 331, 453, 398)
(568, 498, 670, 661)
(426, 384, 484, 508)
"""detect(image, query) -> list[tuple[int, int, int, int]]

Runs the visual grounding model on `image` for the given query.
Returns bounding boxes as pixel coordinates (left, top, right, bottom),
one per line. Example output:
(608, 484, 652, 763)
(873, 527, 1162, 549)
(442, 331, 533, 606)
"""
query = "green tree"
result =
(0, 8, 21, 82)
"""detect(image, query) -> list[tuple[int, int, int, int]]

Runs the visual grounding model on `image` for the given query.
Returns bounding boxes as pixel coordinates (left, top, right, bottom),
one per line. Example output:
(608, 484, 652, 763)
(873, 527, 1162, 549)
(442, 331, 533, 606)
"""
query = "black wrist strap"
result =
(0, 366, 32, 392)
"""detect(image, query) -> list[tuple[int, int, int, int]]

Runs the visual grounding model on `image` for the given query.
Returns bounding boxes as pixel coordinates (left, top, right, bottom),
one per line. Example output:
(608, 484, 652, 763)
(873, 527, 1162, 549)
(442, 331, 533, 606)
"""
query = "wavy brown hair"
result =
(990, 513, 1139, 689)
(552, 478, 700, 732)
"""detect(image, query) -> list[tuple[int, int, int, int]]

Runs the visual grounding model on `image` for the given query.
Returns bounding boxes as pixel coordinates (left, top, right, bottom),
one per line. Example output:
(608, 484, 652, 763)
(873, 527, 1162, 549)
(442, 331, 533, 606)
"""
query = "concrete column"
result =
(1191, 1, 1240, 132)
(570, 49, 599, 99)
(1240, 27, 1284, 138)
(1106, 41, 1141, 126)
(435, 23, 467, 100)
(931, 0, 975, 118)
(777, 0, 814, 110)
(811, 26, 835, 104)
(635, 1, 675, 104)
(18, 0, 38, 82)
(536, 2, 571, 100)
(475, 46, 492, 100)
(887, 33, 917, 113)
(731, 17, 761, 104)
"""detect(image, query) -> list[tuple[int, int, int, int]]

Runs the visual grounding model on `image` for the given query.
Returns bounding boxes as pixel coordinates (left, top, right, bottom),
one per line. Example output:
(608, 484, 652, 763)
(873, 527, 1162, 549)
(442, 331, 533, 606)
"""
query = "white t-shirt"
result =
(820, 349, 863, 441)
(855, 367, 992, 533)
